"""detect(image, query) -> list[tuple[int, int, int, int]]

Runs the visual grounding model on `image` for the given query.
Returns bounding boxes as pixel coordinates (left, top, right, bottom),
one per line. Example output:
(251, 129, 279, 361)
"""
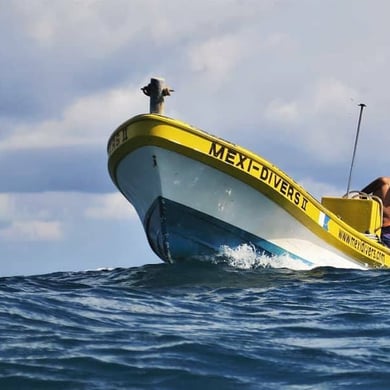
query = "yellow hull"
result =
(108, 114, 390, 269)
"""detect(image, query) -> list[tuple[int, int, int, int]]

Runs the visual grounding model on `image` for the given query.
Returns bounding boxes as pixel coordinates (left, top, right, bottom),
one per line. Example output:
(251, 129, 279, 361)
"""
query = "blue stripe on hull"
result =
(144, 197, 311, 264)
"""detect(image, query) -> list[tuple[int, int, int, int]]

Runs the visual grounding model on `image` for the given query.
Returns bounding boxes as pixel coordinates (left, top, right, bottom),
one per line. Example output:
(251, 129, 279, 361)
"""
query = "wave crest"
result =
(216, 243, 313, 271)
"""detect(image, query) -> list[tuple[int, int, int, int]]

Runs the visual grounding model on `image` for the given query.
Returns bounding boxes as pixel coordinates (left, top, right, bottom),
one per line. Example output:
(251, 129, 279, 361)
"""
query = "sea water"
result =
(1, 247, 390, 389)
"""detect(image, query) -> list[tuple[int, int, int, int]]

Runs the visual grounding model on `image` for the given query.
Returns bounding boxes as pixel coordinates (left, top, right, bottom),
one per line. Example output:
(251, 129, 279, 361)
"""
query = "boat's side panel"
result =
(115, 143, 162, 222)
(116, 146, 365, 269)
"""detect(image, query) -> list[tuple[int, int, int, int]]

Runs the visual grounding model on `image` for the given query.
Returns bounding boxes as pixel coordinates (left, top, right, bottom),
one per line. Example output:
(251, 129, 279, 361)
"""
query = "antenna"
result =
(346, 103, 366, 196)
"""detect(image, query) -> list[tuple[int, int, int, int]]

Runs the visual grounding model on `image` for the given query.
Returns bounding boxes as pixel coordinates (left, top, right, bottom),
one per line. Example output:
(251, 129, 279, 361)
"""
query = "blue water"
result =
(1, 261, 390, 389)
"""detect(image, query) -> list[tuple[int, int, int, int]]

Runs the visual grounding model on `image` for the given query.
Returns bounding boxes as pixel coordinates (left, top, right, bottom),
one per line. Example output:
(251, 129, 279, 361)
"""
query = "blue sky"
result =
(1, 0, 389, 276)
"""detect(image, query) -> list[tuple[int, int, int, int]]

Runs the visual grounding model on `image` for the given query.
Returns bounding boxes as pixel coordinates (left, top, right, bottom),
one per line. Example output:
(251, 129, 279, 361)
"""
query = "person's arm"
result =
(362, 177, 387, 194)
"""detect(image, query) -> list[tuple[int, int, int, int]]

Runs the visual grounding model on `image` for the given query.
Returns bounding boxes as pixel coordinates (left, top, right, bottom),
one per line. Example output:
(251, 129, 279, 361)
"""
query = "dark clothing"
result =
(381, 226, 390, 248)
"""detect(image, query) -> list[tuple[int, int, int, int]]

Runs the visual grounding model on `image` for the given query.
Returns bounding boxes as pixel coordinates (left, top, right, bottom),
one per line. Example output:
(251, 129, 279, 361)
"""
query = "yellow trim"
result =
(107, 114, 390, 268)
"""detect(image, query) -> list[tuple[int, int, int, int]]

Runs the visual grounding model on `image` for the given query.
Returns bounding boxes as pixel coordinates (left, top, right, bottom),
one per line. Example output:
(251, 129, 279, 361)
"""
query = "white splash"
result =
(216, 243, 314, 271)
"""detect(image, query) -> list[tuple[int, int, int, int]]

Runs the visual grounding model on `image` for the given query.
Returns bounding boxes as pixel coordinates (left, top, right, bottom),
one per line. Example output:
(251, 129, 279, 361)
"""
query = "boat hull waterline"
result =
(108, 114, 390, 269)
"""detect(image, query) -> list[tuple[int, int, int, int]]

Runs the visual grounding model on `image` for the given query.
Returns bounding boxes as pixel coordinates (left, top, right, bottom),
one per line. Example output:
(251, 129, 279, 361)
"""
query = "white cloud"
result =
(84, 193, 136, 220)
(298, 177, 345, 200)
(0, 85, 145, 151)
(0, 192, 135, 243)
(14, 0, 143, 53)
(16, 0, 265, 55)
(0, 192, 63, 242)
(0, 194, 14, 219)
(265, 78, 359, 123)
(262, 78, 361, 162)
(264, 100, 299, 124)
(263, 32, 297, 51)
(185, 28, 296, 90)
(0, 220, 62, 241)
(311, 79, 358, 115)
(188, 34, 247, 82)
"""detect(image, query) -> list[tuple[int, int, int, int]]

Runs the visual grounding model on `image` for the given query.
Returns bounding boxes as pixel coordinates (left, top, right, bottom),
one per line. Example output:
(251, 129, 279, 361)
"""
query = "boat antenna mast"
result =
(345, 103, 366, 197)
(141, 77, 174, 115)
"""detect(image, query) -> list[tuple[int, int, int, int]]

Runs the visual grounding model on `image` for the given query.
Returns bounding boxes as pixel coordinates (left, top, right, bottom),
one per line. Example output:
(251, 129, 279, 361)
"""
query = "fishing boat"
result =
(107, 78, 390, 270)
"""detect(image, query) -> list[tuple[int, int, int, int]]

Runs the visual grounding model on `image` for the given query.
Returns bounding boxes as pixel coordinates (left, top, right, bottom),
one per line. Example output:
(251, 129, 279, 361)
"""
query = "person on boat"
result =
(362, 176, 390, 247)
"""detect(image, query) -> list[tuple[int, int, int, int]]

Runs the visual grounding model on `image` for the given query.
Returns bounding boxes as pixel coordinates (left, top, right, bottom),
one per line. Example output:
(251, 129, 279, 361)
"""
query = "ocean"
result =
(1, 253, 390, 389)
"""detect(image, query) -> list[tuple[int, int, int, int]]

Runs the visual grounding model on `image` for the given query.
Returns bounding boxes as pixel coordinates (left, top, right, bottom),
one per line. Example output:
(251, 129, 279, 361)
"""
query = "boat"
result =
(107, 78, 390, 270)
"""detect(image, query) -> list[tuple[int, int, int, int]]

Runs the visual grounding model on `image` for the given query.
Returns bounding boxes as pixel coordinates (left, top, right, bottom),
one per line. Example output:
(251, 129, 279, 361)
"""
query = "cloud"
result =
(298, 177, 345, 200)
(84, 193, 137, 220)
(265, 78, 359, 123)
(1, 0, 390, 276)
(188, 33, 249, 84)
(0, 195, 14, 226)
(311, 79, 359, 115)
(0, 146, 114, 193)
(264, 100, 299, 124)
(0, 192, 134, 243)
(263, 78, 361, 162)
(11, 0, 264, 57)
(0, 192, 62, 241)
(10, 0, 142, 53)
(0, 220, 62, 241)
(0, 85, 146, 151)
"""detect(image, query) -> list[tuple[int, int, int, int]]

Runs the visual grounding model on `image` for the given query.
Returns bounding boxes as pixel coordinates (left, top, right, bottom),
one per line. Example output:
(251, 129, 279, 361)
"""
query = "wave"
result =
(3, 257, 388, 294)
(215, 243, 314, 270)
(1, 257, 390, 389)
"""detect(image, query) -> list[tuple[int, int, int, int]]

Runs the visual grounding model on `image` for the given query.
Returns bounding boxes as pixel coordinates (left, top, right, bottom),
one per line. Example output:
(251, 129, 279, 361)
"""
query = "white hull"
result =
(115, 146, 365, 270)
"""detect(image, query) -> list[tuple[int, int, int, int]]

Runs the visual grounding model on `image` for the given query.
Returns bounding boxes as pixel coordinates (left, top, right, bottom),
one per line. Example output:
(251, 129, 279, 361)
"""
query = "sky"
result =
(1, 0, 389, 276)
